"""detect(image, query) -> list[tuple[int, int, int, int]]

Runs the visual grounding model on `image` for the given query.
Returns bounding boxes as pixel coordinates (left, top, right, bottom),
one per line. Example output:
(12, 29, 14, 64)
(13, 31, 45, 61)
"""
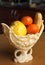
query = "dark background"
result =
(0, 0, 45, 34)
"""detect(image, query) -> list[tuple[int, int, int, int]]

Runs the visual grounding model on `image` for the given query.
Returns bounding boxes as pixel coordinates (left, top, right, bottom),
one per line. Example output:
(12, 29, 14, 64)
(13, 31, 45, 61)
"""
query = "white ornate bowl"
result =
(1, 20, 44, 63)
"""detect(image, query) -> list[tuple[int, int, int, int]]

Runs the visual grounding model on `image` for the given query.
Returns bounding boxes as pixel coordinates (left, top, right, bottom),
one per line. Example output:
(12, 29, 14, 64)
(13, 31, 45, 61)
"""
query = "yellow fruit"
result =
(12, 21, 27, 36)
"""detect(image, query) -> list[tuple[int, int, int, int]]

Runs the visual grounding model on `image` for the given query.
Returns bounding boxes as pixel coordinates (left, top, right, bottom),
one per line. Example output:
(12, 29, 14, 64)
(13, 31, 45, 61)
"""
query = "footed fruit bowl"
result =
(1, 13, 44, 63)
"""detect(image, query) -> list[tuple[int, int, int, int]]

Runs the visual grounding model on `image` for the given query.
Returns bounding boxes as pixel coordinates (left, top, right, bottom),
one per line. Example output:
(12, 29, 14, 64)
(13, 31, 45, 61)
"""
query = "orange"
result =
(27, 24, 39, 34)
(22, 16, 33, 26)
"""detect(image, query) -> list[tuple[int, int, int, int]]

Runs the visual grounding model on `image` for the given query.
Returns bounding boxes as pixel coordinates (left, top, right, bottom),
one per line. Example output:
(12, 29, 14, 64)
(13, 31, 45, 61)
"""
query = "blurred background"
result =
(0, 0, 45, 33)
(0, 0, 45, 8)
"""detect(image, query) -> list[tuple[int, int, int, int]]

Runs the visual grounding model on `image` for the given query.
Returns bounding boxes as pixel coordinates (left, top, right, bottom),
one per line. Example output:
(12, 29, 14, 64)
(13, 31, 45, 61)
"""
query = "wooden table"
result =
(0, 32, 45, 65)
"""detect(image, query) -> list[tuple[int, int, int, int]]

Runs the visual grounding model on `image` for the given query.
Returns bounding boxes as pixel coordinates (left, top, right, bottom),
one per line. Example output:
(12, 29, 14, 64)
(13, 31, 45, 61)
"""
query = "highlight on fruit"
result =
(11, 12, 42, 36)
(11, 21, 27, 36)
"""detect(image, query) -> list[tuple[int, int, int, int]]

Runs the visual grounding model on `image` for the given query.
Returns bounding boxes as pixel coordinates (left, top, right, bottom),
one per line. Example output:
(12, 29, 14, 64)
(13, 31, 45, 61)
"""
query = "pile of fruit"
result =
(11, 12, 42, 36)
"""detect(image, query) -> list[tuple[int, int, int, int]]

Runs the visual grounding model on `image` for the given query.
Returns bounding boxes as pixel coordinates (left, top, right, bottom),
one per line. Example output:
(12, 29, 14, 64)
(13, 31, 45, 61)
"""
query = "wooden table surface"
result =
(0, 32, 45, 65)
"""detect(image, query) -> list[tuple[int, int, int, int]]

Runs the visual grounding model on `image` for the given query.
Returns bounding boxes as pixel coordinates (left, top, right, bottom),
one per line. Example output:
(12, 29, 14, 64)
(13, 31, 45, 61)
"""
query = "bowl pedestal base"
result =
(14, 48, 33, 63)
